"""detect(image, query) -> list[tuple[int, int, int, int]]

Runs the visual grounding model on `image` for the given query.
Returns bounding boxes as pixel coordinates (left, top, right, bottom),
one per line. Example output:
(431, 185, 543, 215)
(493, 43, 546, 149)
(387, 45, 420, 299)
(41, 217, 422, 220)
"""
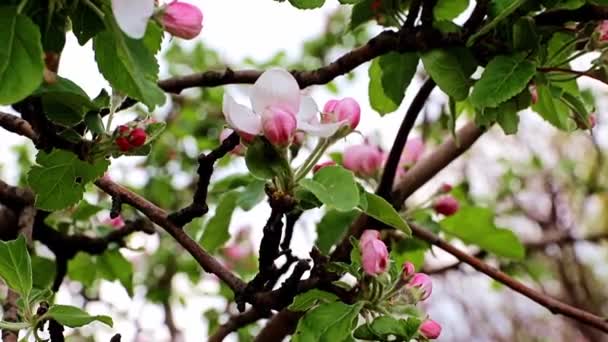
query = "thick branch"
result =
(1, 290, 18, 342)
(208, 309, 267, 342)
(0, 111, 37, 141)
(410, 222, 608, 333)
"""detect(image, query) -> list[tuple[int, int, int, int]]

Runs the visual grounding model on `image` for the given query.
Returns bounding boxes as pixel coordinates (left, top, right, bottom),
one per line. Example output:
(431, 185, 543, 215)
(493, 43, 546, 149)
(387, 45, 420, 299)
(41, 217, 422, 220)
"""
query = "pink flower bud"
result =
(402, 137, 425, 165)
(402, 261, 415, 280)
(420, 319, 441, 339)
(128, 128, 147, 147)
(360, 229, 389, 276)
(343, 143, 384, 177)
(161, 1, 203, 40)
(262, 107, 297, 146)
(408, 273, 432, 300)
(433, 195, 459, 216)
(598, 21, 608, 42)
(322, 97, 361, 130)
(440, 183, 453, 193)
(115, 137, 132, 151)
(313, 161, 336, 174)
(529, 84, 538, 105)
(117, 125, 130, 135)
(105, 215, 125, 229)
(293, 132, 306, 146)
(220, 128, 246, 155)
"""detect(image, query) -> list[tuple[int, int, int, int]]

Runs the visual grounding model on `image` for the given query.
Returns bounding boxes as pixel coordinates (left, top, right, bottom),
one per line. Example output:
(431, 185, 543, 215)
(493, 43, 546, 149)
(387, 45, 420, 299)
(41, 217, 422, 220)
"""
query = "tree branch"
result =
(410, 222, 608, 333)
(208, 309, 268, 342)
(1, 290, 19, 342)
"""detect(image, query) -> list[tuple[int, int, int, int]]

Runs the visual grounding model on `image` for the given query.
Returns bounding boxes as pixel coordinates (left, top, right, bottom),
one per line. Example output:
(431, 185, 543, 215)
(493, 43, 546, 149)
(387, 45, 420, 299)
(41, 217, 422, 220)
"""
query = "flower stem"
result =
(82, 0, 105, 20)
(294, 138, 330, 181)
(0, 321, 30, 331)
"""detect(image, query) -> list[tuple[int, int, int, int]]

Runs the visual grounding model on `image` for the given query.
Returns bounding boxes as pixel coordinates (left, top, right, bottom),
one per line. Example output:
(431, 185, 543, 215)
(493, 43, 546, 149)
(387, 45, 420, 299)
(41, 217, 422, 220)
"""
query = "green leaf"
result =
(349, 0, 375, 30)
(470, 53, 536, 108)
(434, 0, 469, 20)
(97, 249, 134, 296)
(299, 166, 360, 211)
(353, 316, 421, 341)
(368, 52, 418, 115)
(200, 192, 239, 253)
(69, 1, 105, 45)
(531, 83, 572, 130)
(288, 0, 325, 8)
(0, 236, 32, 297)
(31, 256, 55, 290)
(421, 48, 477, 101)
(467, 0, 527, 46)
(27, 150, 109, 211)
(245, 138, 290, 180)
(288, 289, 339, 311)
(68, 253, 96, 287)
(93, 16, 165, 110)
(292, 301, 363, 342)
(316, 210, 359, 254)
(46, 305, 113, 328)
(33, 77, 94, 126)
(0, 7, 44, 104)
(236, 180, 266, 211)
(358, 192, 411, 236)
(440, 206, 525, 260)
(512, 16, 539, 51)
(84, 112, 105, 134)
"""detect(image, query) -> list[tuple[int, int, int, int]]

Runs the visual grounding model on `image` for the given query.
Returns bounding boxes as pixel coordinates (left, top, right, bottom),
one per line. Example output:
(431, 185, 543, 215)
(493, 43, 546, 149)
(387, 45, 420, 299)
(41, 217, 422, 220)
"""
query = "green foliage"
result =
(200, 191, 239, 253)
(299, 166, 360, 211)
(0, 236, 32, 298)
(292, 301, 363, 342)
(532, 83, 573, 130)
(0, 6, 44, 105)
(434, 0, 469, 20)
(368, 52, 418, 115)
(33, 77, 95, 126)
(440, 206, 525, 260)
(421, 48, 477, 101)
(316, 209, 359, 253)
(31, 256, 55, 290)
(358, 192, 411, 236)
(470, 53, 536, 108)
(46, 305, 113, 328)
(93, 16, 165, 110)
(27, 150, 109, 211)
(68, 250, 134, 296)
(288, 289, 339, 311)
(69, 1, 105, 45)
(245, 138, 291, 180)
(353, 316, 422, 341)
(288, 0, 326, 8)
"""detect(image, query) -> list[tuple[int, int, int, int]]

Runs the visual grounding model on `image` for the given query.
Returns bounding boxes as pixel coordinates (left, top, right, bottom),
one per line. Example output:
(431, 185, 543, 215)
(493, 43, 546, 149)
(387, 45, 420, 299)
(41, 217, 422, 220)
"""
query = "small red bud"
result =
(128, 128, 147, 147)
(440, 183, 453, 193)
(115, 137, 132, 151)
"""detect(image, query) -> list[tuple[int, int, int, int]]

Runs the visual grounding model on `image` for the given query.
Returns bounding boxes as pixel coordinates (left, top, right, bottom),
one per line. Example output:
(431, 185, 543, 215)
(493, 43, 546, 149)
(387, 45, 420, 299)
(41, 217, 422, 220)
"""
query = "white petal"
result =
(299, 121, 344, 138)
(251, 68, 300, 114)
(223, 94, 262, 135)
(111, 0, 154, 39)
(297, 95, 319, 123)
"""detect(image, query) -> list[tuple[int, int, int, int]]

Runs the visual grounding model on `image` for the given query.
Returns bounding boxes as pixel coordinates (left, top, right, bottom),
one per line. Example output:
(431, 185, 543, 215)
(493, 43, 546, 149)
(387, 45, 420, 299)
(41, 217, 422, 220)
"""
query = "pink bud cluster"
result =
(115, 125, 147, 152)
(401, 262, 442, 339)
(343, 143, 384, 177)
(433, 195, 460, 216)
(360, 230, 389, 275)
(597, 21, 608, 42)
(322, 98, 361, 130)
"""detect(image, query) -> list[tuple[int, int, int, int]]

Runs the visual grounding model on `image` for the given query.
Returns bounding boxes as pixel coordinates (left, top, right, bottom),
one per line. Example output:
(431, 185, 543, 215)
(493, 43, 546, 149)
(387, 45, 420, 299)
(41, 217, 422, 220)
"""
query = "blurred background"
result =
(2, 1, 608, 341)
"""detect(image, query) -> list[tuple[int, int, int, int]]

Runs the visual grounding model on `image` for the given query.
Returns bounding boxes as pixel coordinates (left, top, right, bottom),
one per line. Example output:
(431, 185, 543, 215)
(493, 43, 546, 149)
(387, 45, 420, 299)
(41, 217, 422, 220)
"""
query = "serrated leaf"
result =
(245, 137, 290, 180)
(200, 192, 239, 252)
(531, 83, 572, 130)
(31, 256, 55, 290)
(33, 77, 94, 126)
(28, 150, 109, 211)
(93, 15, 165, 110)
(358, 192, 411, 235)
(316, 210, 359, 254)
(293, 301, 363, 342)
(288, 289, 339, 311)
(69, 1, 105, 45)
(470, 54, 536, 108)
(434, 0, 469, 20)
(368, 52, 418, 115)
(0, 7, 44, 104)
(421, 48, 476, 101)
(46, 305, 113, 328)
(0, 236, 32, 297)
(299, 166, 360, 211)
(440, 206, 525, 260)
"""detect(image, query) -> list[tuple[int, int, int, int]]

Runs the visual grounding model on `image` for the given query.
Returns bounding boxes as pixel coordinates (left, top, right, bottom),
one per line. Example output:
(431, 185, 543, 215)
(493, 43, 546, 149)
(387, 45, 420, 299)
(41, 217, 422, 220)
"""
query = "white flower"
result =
(111, 0, 155, 39)
(222, 68, 344, 145)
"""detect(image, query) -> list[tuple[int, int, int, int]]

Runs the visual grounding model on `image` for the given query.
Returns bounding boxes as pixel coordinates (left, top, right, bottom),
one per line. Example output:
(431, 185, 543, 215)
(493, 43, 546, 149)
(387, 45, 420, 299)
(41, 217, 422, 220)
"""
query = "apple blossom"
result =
(408, 273, 432, 300)
(419, 319, 442, 339)
(111, 0, 155, 39)
(360, 229, 389, 276)
(161, 1, 203, 40)
(104, 215, 125, 229)
(401, 261, 415, 280)
(322, 97, 361, 130)
(343, 143, 384, 177)
(434, 195, 460, 216)
(222, 68, 343, 146)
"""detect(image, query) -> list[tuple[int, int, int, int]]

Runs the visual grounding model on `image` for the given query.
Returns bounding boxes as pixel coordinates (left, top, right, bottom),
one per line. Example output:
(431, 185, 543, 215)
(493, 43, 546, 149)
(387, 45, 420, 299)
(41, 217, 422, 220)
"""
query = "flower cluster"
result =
(222, 68, 359, 147)
(111, 0, 203, 40)
(114, 125, 148, 152)
(358, 229, 442, 340)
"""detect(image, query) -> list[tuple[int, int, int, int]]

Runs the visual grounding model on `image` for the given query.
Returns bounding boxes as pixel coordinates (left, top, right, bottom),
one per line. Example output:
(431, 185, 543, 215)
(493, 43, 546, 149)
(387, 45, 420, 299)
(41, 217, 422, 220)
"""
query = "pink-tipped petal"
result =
(251, 68, 301, 115)
(162, 1, 203, 39)
(223, 94, 262, 135)
(111, 0, 154, 39)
